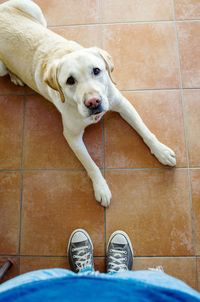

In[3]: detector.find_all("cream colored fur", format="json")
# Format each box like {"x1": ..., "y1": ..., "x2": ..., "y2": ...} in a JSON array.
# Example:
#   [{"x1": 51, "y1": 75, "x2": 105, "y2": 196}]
[{"x1": 0, "y1": 0, "x2": 176, "y2": 207}]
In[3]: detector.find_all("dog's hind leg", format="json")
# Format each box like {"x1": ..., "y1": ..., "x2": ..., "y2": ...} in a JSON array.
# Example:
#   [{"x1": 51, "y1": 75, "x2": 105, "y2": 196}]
[
  {"x1": 0, "y1": 61, "x2": 8, "y2": 77},
  {"x1": 8, "y1": 71, "x2": 24, "y2": 86},
  {"x1": 0, "y1": 61, "x2": 24, "y2": 86}
]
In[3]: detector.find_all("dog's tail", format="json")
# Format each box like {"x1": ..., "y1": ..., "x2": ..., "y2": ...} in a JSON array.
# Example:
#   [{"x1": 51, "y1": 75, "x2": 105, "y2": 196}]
[{"x1": 3, "y1": 0, "x2": 47, "y2": 27}]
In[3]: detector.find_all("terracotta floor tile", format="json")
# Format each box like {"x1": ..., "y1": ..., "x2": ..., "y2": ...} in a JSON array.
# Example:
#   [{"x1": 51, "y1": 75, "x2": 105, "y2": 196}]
[
  {"x1": 103, "y1": 23, "x2": 180, "y2": 90},
  {"x1": 0, "y1": 75, "x2": 25, "y2": 95},
  {"x1": 0, "y1": 96, "x2": 24, "y2": 169},
  {"x1": 183, "y1": 90, "x2": 200, "y2": 167},
  {"x1": 20, "y1": 257, "x2": 68, "y2": 274},
  {"x1": 175, "y1": 0, "x2": 200, "y2": 20},
  {"x1": 20, "y1": 257, "x2": 105, "y2": 274},
  {"x1": 0, "y1": 172, "x2": 21, "y2": 255},
  {"x1": 101, "y1": 0, "x2": 174, "y2": 23},
  {"x1": 106, "y1": 169, "x2": 193, "y2": 256},
  {"x1": 52, "y1": 25, "x2": 102, "y2": 48},
  {"x1": 23, "y1": 95, "x2": 103, "y2": 169},
  {"x1": 0, "y1": 257, "x2": 19, "y2": 283},
  {"x1": 34, "y1": 0, "x2": 99, "y2": 26},
  {"x1": 25, "y1": 86, "x2": 36, "y2": 96},
  {"x1": 94, "y1": 258, "x2": 106, "y2": 272},
  {"x1": 105, "y1": 90, "x2": 186, "y2": 168},
  {"x1": 134, "y1": 257, "x2": 197, "y2": 289},
  {"x1": 178, "y1": 22, "x2": 200, "y2": 88},
  {"x1": 191, "y1": 170, "x2": 200, "y2": 255},
  {"x1": 21, "y1": 171, "x2": 105, "y2": 256}
]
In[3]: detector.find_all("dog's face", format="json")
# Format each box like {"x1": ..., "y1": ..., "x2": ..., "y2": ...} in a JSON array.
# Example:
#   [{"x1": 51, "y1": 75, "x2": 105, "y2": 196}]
[{"x1": 44, "y1": 47, "x2": 114, "y2": 122}]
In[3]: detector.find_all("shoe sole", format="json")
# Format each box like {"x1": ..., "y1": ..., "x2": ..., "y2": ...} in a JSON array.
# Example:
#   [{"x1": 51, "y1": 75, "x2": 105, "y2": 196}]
[
  {"x1": 67, "y1": 228, "x2": 94, "y2": 255},
  {"x1": 106, "y1": 230, "x2": 134, "y2": 256}
]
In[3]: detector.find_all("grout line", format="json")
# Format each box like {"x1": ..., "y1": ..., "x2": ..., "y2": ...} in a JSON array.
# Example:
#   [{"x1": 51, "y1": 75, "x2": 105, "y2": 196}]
[
  {"x1": 20, "y1": 95, "x2": 26, "y2": 169},
  {"x1": 172, "y1": 0, "x2": 190, "y2": 176},
  {"x1": 18, "y1": 93, "x2": 26, "y2": 257},
  {"x1": 18, "y1": 94, "x2": 27, "y2": 257},
  {"x1": 173, "y1": 0, "x2": 197, "y2": 285},
  {"x1": 187, "y1": 169, "x2": 197, "y2": 260},
  {"x1": 99, "y1": 23, "x2": 107, "y2": 257},
  {"x1": 0, "y1": 168, "x2": 86, "y2": 173},
  {"x1": 2, "y1": 167, "x2": 200, "y2": 173},
  {"x1": 48, "y1": 19, "x2": 200, "y2": 28},
  {"x1": 1, "y1": 88, "x2": 200, "y2": 98},
  {"x1": 101, "y1": 120, "x2": 106, "y2": 246},
  {"x1": 104, "y1": 167, "x2": 190, "y2": 171},
  {"x1": 0, "y1": 93, "x2": 25, "y2": 96},
  {"x1": 1, "y1": 254, "x2": 197, "y2": 258},
  {"x1": 121, "y1": 88, "x2": 180, "y2": 92},
  {"x1": 102, "y1": 118, "x2": 107, "y2": 256},
  {"x1": 17, "y1": 173, "x2": 23, "y2": 256},
  {"x1": 18, "y1": 173, "x2": 23, "y2": 269},
  {"x1": 19, "y1": 255, "x2": 106, "y2": 259},
  {"x1": 0, "y1": 88, "x2": 200, "y2": 98},
  {"x1": 119, "y1": 88, "x2": 200, "y2": 92},
  {"x1": 196, "y1": 257, "x2": 199, "y2": 290}
]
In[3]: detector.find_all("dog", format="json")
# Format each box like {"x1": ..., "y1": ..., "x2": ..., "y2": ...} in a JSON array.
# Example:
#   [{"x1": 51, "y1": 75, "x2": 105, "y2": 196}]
[{"x1": 0, "y1": 0, "x2": 176, "y2": 207}]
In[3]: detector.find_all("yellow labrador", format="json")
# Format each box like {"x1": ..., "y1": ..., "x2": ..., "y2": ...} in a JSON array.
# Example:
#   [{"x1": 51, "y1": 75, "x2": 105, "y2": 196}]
[{"x1": 0, "y1": 0, "x2": 176, "y2": 207}]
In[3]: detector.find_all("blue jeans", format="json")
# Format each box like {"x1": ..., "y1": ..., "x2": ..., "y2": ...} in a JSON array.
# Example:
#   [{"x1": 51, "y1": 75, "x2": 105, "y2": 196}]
[{"x1": 0, "y1": 268, "x2": 200, "y2": 302}]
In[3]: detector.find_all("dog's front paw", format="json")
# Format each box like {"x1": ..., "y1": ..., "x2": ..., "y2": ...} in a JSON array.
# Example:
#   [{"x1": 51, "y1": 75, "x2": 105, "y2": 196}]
[
  {"x1": 151, "y1": 142, "x2": 176, "y2": 167},
  {"x1": 93, "y1": 180, "x2": 112, "y2": 207}
]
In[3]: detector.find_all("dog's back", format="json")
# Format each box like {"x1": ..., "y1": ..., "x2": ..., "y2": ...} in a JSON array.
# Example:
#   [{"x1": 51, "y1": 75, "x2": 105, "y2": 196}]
[
  {"x1": 0, "y1": 0, "x2": 81, "y2": 92},
  {"x1": 0, "y1": 0, "x2": 49, "y2": 89},
  {"x1": 1, "y1": 0, "x2": 47, "y2": 27}
]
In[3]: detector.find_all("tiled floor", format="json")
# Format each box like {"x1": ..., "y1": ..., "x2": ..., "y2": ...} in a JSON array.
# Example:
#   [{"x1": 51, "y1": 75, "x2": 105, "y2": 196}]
[{"x1": 0, "y1": 0, "x2": 200, "y2": 291}]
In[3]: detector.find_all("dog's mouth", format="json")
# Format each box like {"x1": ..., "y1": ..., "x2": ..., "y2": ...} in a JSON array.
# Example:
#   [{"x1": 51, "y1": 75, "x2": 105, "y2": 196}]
[
  {"x1": 92, "y1": 111, "x2": 105, "y2": 122},
  {"x1": 88, "y1": 103, "x2": 105, "y2": 122}
]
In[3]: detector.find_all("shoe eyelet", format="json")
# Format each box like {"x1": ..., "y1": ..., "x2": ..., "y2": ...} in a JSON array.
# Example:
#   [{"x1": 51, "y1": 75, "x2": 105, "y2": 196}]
[{"x1": 124, "y1": 251, "x2": 127, "y2": 254}]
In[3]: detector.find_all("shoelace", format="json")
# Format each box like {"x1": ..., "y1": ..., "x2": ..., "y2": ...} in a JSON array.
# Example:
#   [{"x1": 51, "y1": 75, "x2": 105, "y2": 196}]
[
  {"x1": 108, "y1": 248, "x2": 128, "y2": 272},
  {"x1": 72, "y1": 245, "x2": 92, "y2": 272}
]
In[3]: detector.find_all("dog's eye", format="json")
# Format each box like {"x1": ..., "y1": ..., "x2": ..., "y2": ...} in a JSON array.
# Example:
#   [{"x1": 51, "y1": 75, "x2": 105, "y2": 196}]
[
  {"x1": 93, "y1": 68, "x2": 101, "y2": 76},
  {"x1": 66, "y1": 76, "x2": 75, "y2": 85}
]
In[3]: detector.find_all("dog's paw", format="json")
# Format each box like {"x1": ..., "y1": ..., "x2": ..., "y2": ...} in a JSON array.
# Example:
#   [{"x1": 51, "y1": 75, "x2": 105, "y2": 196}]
[
  {"x1": 151, "y1": 142, "x2": 176, "y2": 167},
  {"x1": 9, "y1": 72, "x2": 24, "y2": 86},
  {"x1": 93, "y1": 180, "x2": 112, "y2": 207}
]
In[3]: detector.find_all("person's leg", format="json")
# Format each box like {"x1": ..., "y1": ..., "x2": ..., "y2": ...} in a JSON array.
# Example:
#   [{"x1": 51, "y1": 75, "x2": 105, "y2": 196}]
[
  {"x1": 106, "y1": 230, "x2": 133, "y2": 273},
  {"x1": 67, "y1": 229, "x2": 94, "y2": 273}
]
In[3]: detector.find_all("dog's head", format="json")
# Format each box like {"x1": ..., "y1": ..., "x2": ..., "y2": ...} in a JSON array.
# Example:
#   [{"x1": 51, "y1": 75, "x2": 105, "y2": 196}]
[{"x1": 43, "y1": 47, "x2": 114, "y2": 122}]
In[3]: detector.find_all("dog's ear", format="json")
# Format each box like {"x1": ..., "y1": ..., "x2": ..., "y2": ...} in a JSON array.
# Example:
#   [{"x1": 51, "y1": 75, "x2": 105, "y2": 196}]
[
  {"x1": 43, "y1": 60, "x2": 65, "y2": 103},
  {"x1": 90, "y1": 47, "x2": 115, "y2": 84}
]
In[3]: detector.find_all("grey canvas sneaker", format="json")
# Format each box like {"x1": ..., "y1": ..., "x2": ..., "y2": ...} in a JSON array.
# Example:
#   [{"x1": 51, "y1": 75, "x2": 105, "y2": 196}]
[
  {"x1": 67, "y1": 229, "x2": 94, "y2": 273},
  {"x1": 106, "y1": 230, "x2": 133, "y2": 273}
]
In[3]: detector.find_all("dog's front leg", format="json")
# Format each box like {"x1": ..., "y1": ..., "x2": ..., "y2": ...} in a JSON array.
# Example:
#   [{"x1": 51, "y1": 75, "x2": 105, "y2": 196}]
[
  {"x1": 110, "y1": 89, "x2": 176, "y2": 166},
  {"x1": 64, "y1": 129, "x2": 111, "y2": 207}
]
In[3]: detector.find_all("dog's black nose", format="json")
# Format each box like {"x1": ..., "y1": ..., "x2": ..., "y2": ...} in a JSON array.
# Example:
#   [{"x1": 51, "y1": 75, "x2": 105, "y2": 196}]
[{"x1": 90, "y1": 104, "x2": 103, "y2": 115}]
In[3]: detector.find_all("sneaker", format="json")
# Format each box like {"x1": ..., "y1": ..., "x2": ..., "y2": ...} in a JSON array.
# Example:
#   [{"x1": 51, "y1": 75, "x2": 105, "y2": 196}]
[
  {"x1": 67, "y1": 229, "x2": 94, "y2": 273},
  {"x1": 106, "y1": 230, "x2": 133, "y2": 273}
]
